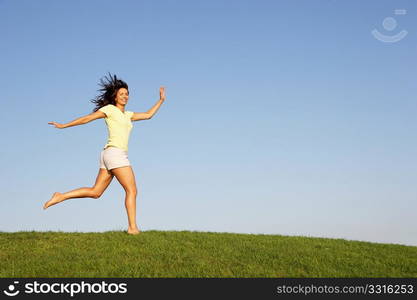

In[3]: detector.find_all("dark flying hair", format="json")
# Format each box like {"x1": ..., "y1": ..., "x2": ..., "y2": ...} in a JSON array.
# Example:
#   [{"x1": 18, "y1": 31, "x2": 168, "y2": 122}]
[{"x1": 91, "y1": 72, "x2": 129, "y2": 112}]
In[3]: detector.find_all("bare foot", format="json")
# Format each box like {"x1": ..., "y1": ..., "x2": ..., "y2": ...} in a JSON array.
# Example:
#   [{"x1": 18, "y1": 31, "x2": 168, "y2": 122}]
[
  {"x1": 43, "y1": 192, "x2": 63, "y2": 210},
  {"x1": 127, "y1": 227, "x2": 141, "y2": 235}
]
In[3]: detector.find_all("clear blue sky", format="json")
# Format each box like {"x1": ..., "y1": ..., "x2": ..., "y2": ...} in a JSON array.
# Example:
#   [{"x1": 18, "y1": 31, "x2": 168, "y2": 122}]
[{"x1": 1, "y1": 0, "x2": 416, "y2": 246}]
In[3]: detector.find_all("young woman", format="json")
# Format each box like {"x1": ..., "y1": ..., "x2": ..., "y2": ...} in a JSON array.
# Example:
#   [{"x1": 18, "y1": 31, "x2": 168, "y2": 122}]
[{"x1": 44, "y1": 73, "x2": 166, "y2": 235}]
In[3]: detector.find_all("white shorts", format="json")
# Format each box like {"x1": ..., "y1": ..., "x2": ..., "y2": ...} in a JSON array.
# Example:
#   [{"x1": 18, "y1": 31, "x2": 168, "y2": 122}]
[{"x1": 100, "y1": 146, "x2": 131, "y2": 170}]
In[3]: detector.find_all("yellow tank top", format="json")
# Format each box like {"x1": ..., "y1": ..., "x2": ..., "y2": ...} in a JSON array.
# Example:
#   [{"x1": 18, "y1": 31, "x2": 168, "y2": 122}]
[{"x1": 98, "y1": 104, "x2": 134, "y2": 152}]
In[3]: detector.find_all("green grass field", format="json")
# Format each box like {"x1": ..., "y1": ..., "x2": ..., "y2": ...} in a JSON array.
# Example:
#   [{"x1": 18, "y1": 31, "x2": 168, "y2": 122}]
[{"x1": 0, "y1": 230, "x2": 416, "y2": 277}]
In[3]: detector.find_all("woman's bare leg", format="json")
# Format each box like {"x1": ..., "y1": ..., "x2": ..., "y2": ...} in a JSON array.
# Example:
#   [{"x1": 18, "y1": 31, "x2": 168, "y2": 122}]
[
  {"x1": 110, "y1": 166, "x2": 140, "y2": 235},
  {"x1": 43, "y1": 168, "x2": 114, "y2": 209}
]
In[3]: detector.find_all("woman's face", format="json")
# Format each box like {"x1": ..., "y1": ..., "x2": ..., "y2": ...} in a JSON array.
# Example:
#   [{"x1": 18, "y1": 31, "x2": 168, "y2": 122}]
[{"x1": 115, "y1": 88, "x2": 129, "y2": 105}]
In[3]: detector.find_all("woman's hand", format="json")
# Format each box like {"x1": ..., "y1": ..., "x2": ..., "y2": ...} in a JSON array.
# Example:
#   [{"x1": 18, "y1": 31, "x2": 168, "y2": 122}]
[
  {"x1": 48, "y1": 122, "x2": 65, "y2": 129},
  {"x1": 159, "y1": 86, "x2": 166, "y2": 101}
]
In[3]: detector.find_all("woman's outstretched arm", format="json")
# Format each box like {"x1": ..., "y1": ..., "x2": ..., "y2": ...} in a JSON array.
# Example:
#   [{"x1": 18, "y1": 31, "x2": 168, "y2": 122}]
[
  {"x1": 131, "y1": 86, "x2": 166, "y2": 121},
  {"x1": 48, "y1": 111, "x2": 105, "y2": 129}
]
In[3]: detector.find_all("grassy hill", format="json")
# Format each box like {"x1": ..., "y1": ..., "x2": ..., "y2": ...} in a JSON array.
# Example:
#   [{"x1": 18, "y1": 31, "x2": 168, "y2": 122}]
[{"x1": 0, "y1": 230, "x2": 416, "y2": 277}]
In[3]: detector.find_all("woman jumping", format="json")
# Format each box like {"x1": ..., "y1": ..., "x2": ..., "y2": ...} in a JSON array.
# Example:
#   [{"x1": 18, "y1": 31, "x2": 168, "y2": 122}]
[{"x1": 43, "y1": 73, "x2": 166, "y2": 235}]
